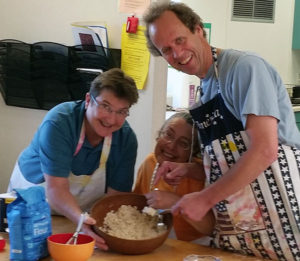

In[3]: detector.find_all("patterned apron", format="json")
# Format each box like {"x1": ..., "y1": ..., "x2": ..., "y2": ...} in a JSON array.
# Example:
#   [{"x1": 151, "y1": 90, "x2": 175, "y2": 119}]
[{"x1": 190, "y1": 47, "x2": 300, "y2": 260}]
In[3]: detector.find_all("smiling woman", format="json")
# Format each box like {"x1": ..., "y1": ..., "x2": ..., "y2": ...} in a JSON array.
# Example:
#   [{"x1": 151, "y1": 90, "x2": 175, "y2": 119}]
[
  {"x1": 85, "y1": 90, "x2": 132, "y2": 141},
  {"x1": 133, "y1": 112, "x2": 215, "y2": 243},
  {"x1": 84, "y1": 68, "x2": 138, "y2": 143},
  {"x1": 7, "y1": 68, "x2": 139, "y2": 250}
]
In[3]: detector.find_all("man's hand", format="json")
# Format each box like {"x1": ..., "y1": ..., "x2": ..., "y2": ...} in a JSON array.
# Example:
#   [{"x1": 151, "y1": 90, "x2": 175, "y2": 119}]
[{"x1": 171, "y1": 191, "x2": 211, "y2": 222}]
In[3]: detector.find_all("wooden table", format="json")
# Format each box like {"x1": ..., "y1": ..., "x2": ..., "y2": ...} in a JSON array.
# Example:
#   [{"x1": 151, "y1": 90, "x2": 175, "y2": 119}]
[{"x1": 0, "y1": 216, "x2": 263, "y2": 261}]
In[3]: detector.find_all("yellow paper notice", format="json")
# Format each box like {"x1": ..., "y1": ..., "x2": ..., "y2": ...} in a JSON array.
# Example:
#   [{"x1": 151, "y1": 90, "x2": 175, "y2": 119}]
[{"x1": 121, "y1": 24, "x2": 150, "y2": 90}]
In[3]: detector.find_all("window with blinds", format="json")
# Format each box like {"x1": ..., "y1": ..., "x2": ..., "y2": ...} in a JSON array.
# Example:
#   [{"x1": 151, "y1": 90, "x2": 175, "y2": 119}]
[{"x1": 232, "y1": 0, "x2": 275, "y2": 23}]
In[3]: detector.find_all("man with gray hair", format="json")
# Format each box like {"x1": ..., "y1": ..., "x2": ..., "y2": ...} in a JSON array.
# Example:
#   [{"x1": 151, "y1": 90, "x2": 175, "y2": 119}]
[{"x1": 144, "y1": 2, "x2": 300, "y2": 260}]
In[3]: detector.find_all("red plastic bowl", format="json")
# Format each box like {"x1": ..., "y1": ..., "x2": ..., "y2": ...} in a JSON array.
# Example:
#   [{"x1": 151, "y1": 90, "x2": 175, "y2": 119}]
[{"x1": 0, "y1": 237, "x2": 5, "y2": 251}]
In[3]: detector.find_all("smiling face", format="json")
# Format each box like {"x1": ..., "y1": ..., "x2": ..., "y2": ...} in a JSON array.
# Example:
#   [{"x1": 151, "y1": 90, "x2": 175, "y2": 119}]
[
  {"x1": 154, "y1": 117, "x2": 193, "y2": 165},
  {"x1": 84, "y1": 89, "x2": 130, "y2": 145},
  {"x1": 148, "y1": 11, "x2": 212, "y2": 78}
]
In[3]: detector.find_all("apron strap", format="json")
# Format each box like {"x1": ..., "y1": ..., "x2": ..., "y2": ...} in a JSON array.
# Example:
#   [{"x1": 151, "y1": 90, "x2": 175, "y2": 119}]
[
  {"x1": 91, "y1": 134, "x2": 112, "y2": 181},
  {"x1": 74, "y1": 120, "x2": 85, "y2": 156}
]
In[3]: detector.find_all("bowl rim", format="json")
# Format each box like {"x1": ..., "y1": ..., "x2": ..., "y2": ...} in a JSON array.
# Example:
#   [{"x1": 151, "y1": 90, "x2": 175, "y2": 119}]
[{"x1": 47, "y1": 233, "x2": 95, "y2": 245}]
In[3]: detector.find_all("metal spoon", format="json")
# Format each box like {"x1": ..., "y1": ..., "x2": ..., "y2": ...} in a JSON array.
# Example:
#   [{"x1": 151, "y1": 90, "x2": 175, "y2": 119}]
[
  {"x1": 142, "y1": 207, "x2": 171, "y2": 231},
  {"x1": 66, "y1": 212, "x2": 88, "y2": 244},
  {"x1": 156, "y1": 209, "x2": 171, "y2": 231},
  {"x1": 156, "y1": 216, "x2": 166, "y2": 231}
]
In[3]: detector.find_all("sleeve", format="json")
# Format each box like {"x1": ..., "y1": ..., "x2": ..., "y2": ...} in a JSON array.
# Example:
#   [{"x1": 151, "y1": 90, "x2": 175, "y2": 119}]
[
  {"x1": 39, "y1": 121, "x2": 74, "y2": 177},
  {"x1": 106, "y1": 125, "x2": 138, "y2": 192},
  {"x1": 225, "y1": 54, "x2": 281, "y2": 127}
]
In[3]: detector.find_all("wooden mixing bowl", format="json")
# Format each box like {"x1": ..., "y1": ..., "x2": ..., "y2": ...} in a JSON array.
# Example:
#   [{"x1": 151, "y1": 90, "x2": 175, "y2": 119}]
[{"x1": 90, "y1": 193, "x2": 173, "y2": 255}]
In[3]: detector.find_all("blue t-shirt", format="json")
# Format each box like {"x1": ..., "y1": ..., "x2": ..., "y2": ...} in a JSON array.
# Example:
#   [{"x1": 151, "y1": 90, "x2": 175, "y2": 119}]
[
  {"x1": 18, "y1": 101, "x2": 137, "y2": 192},
  {"x1": 200, "y1": 49, "x2": 300, "y2": 148}
]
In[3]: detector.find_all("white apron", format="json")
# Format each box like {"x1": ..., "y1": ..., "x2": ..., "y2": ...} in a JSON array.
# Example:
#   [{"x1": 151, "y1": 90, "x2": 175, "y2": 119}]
[
  {"x1": 8, "y1": 121, "x2": 112, "y2": 212},
  {"x1": 69, "y1": 122, "x2": 112, "y2": 211},
  {"x1": 189, "y1": 47, "x2": 300, "y2": 260}
]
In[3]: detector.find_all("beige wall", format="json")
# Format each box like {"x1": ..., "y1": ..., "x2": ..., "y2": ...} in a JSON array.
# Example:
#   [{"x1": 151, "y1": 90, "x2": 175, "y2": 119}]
[
  {"x1": 0, "y1": 1, "x2": 127, "y2": 47},
  {"x1": 0, "y1": 99, "x2": 47, "y2": 191}
]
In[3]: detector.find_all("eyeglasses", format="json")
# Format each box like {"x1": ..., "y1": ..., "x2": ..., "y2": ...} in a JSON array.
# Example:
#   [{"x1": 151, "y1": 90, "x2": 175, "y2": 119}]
[
  {"x1": 90, "y1": 94, "x2": 129, "y2": 119},
  {"x1": 160, "y1": 130, "x2": 191, "y2": 151}
]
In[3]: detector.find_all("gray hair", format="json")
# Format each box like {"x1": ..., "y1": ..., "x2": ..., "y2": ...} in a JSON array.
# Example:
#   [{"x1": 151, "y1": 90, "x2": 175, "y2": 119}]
[
  {"x1": 143, "y1": 1, "x2": 206, "y2": 56},
  {"x1": 158, "y1": 111, "x2": 199, "y2": 157}
]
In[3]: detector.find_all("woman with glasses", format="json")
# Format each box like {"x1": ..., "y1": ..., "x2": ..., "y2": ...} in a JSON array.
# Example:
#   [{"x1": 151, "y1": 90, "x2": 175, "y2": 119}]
[
  {"x1": 133, "y1": 112, "x2": 214, "y2": 243},
  {"x1": 7, "y1": 68, "x2": 139, "y2": 250}
]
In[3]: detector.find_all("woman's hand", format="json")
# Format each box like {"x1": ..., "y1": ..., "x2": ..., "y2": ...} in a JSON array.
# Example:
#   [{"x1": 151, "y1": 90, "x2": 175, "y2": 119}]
[
  {"x1": 145, "y1": 190, "x2": 180, "y2": 209},
  {"x1": 81, "y1": 215, "x2": 109, "y2": 250},
  {"x1": 154, "y1": 161, "x2": 188, "y2": 186}
]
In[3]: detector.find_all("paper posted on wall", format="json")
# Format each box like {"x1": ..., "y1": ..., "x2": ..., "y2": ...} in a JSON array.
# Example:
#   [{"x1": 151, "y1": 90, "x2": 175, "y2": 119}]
[{"x1": 71, "y1": 21, "x2": 109, "y2": 51}]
